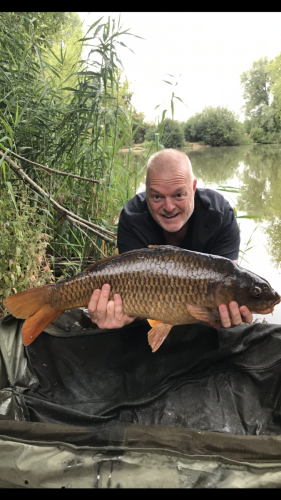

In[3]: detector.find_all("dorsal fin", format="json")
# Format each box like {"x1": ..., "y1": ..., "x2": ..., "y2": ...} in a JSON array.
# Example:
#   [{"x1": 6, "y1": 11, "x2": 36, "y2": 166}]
[
  {"x1": 148, "y1": 244, "x2": 180, "y2": 251},
  {"x1": 84, "y1": 254, "x2": 120, "y2": 272},
  {"x1": 83, "y1": 247, "x2": 149, "y2": 272}
]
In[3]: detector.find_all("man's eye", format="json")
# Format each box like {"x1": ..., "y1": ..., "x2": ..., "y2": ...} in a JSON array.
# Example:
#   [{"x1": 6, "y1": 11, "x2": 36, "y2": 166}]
[
  {"x1": 152, "y1": 195, "x2": 160, "y2": 200},
  {"x1": 176, "y1": 193, "x2": 183, "y2": 198}
]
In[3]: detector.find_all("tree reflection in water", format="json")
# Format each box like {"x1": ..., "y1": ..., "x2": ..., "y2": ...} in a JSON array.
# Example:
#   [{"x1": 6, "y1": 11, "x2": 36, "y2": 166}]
[{"x1": 189, "y1": 144, "x2": 281, "y2": 269}]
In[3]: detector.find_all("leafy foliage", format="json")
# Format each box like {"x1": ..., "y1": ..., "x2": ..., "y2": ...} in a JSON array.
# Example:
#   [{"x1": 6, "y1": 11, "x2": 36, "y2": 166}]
[
  {"x1": 240, "y1": 57, "x2": 270, "y2": 118},
  {"x1": 160, "y1": 118, "x2": 185, "y2": 148},
  {"x1": 266, "y1": 52, "x2": 281, "y2": 123},
  {"x1": 240, "y1": 57, "x2": 281, "y2": 143},
  {"x1": 184, "y1": 106, "x2": 248, "y2": 147},
  {"x1": 0, "y1": 184, "x2": 53, "y2": 316}
]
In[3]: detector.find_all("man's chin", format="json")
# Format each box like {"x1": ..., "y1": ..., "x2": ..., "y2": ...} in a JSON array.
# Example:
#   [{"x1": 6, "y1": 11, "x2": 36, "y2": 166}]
[{"x1": 158, "y1": 216, "x2": 185, "y2": 233}]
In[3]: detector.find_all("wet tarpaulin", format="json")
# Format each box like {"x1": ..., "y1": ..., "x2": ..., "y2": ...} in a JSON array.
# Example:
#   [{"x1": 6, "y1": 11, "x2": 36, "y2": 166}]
[{"x1": 1, "y1": 310, "x2": 281, "y2": 487}]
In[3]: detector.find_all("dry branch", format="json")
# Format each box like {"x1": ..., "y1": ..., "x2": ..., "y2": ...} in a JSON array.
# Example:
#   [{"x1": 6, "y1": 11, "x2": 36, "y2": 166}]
[
  {"x1": 3, "y1": 149, "x2": 102, "y2": 184},
  {"x1": 0, "y1": 151, "x2": 116, "y2": 245}
]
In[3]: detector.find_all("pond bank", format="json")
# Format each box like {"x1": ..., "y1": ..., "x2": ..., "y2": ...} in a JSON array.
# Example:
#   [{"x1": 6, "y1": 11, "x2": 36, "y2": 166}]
[{"x1": 118, "y1": 142, "x2": 211, "y2": 154}]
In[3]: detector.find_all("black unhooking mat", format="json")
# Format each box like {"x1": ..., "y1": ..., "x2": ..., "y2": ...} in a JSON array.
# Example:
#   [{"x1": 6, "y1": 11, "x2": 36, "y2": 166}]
[{"x1": 9, "y1": 310, "x2": 281, "y2": 435}]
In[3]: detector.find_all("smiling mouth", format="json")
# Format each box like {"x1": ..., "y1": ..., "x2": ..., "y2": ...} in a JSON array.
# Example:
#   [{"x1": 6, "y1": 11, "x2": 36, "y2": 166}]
[{"x1": 161, "y1": 213, "x2": 179, "y2": 219}]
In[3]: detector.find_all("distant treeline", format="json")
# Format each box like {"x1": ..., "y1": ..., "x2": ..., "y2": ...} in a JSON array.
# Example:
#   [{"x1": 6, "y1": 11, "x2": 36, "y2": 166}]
[{"x1": 131, "y1": 55, "x2": 281, "y2": 148}]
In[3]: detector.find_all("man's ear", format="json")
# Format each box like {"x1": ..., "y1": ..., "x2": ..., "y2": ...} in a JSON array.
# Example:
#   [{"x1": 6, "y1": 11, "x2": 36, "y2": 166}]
[{"x1": 193, "y1": 178, "x2": 197, "y2": 194}]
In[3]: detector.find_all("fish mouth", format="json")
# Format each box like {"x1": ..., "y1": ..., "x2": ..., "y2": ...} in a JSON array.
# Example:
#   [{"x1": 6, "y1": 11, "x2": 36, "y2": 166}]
[{"x1": 253, "y1": 295, "x2": 281, "y2": 315}]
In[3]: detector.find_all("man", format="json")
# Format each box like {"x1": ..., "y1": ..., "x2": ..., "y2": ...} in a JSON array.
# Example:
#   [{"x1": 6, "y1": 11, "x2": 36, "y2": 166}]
[{"x1": 87, "y1": 149, "x2": 253, "y2": 329}]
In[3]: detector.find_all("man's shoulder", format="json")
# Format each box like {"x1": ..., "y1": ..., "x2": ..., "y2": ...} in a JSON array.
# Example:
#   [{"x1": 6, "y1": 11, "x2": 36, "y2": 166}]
[
  {"x1": 195, "y1": 188, "x2": 230, "y2": 214},
  {"x1": 122, "y1": 192, "x2": 147, "y2": 217}
]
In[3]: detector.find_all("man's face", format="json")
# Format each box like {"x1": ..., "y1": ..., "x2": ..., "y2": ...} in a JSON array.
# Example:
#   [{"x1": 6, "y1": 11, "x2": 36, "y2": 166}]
[{"x1": 146, "y1": 162, "x2": 197, "y2": 233}]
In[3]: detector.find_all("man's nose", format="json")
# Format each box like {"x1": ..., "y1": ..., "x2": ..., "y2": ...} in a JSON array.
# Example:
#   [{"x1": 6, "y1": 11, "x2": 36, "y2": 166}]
[{"x1": 163, "y1": 197, "x2": 176, "y2": 212}]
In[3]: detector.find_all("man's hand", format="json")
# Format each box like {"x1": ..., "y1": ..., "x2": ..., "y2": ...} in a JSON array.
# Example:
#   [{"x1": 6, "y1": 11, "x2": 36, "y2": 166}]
[
  {"x1": 87, "y1": 284, "x2": 136, "y2": 329},
  {"x1": 219, "y1": 302, "x2": 253, "y2": 328}
]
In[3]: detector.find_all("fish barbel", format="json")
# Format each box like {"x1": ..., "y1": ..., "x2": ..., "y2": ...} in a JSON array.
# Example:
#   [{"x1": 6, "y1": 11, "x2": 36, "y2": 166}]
[{"x1": 4, "y1": 245, "x2": 281, "y2": 352}]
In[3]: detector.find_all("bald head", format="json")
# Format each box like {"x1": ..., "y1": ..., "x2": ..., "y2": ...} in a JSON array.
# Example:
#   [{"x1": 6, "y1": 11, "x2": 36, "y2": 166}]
[
  {"x1": 146, "y1": 149, "x2": 193, "y2": 186},
  {"x1": 145, "y1": 149, "x2": 197, "y2": 235}
]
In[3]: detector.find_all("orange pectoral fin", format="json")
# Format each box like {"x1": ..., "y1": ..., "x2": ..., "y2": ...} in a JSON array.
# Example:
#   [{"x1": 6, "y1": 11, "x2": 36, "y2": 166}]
[
  {"x1": 147, "y1": 319, "x2": 163, "y2": 328},
  {"x1": 187, "y1": 304, "x2": 222, "y2": 329},
  {"x1": 148, "y1": 323, "x2": 173, "y2": 353}
]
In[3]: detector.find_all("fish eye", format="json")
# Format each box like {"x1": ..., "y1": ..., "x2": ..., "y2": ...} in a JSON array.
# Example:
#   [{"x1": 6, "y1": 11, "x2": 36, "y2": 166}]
[{"x1": 250, "y1": 286, "x2": 262, "y2": 298}]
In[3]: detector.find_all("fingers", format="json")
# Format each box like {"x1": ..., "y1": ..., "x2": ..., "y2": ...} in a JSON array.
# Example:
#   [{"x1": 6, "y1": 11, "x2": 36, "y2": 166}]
[
  {"x1": 229, "y1": 301, "x2": 243, "y2": 326},
  {"x1": 96, "y1": 284, "x2": 111, "y2": 324},
  {"x1": 88, "y1": 289, "x2": 101, "y2": 316},
  {"x1": 219, "y1": 302, "x2": 253, "y2": 329},
  {"x1": 219, "y1": 304, "x2": 232, "y2": 328},
  {"x1": 239, "y1": 305, "x2": 253, "y2": 324},
  {"x1": 87, "y1": 285, "x2": 136, "y2": 329},
  {"x1": 114, "y1": 294, "x2": 123, "y2": 322}
]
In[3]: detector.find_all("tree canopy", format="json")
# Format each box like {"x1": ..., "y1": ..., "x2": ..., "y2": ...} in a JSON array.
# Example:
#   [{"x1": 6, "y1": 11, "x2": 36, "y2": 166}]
[{"x1": 184, "y1": 106, "x2": 246, "y2": 147}]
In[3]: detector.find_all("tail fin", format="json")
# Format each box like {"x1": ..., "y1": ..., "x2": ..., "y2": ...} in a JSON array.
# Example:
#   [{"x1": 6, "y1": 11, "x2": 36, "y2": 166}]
[
  {"x1": 21, "y1": 304, "x2": 62, "y2": 345},
  {"x1": 4, "y1": 285, "x2": 63, "y2": 346}
]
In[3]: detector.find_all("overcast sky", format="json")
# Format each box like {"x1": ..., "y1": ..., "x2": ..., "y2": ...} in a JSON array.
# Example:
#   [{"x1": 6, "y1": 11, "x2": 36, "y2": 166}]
[{"x1": 78, "y1": 12, "x2": 281, "y2": 123}]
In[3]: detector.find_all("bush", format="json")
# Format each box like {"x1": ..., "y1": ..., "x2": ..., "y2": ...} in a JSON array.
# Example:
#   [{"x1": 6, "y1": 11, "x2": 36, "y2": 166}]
[
  {"x1": 0, "y1": 185, "x2": 53, "y2": 317},
  {"x1": 250, "y1": 127, "x2": 281, "y2": 144},
  {"x1": 142, "y1": 140, "x2": 154, "y2": 149},
  {"x1": 161, "y1": 119, "x2": 185, "y2": 148},
  {"x1": 184, "y1": 106, "x2": 246, "y2": 147},
  {"x1": 184, "y1": 116, "x2": 198, "y2": 142},
  {"x1": 144, "y1": 125, "x2": 158, "y2": 142}
]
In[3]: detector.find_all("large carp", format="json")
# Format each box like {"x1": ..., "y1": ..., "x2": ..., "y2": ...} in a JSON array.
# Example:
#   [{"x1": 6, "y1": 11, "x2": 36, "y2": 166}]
[{"x1": 4, "y1": 245, "x2": 280, "y2": 352}]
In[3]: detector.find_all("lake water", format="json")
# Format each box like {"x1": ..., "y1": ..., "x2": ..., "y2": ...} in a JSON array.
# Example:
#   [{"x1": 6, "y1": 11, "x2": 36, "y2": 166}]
[{"x1": 136, "y1": 144, "x2": 281, "y2": 324}]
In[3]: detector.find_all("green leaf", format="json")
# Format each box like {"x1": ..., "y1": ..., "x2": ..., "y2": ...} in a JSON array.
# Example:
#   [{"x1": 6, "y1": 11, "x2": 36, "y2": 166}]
[
  {"x1": 6, "y1": 181, "x2": 18, "y2": 213},
  {"x1": 163, "y1": 80, "x2": 173, "y2": 85},
  {"x1": 34, "y1": 45, "x2": 46, "y2": 84},
  {"x1": 14, "y1": 102, "x2": 19, "y2": 126},
  {"x1": 0, "y1": 149, "x2": 9, "y2": 174},
  {"x1": 84, "y1": 17, "x2": 104, "y2": 37},
  {"x1": 174, "y1": 96, "x2": 187, "y2": 106}
]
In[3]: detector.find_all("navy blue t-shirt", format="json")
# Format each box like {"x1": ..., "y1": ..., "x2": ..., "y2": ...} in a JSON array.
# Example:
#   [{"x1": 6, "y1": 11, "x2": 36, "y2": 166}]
[{"x1": 117, "y1": 188, "x2": 240, "y2": 260}]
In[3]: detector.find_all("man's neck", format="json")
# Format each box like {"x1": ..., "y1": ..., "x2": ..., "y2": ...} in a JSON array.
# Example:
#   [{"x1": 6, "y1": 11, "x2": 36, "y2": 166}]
[{"x1": 163, "y1": 221, "x2": 188, "y2": 247}]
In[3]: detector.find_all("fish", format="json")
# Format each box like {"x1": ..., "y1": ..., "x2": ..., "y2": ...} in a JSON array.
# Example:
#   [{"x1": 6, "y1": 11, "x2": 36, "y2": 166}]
[{"x1": 4, "y1": 245, "x2": 281, "y2": 353}]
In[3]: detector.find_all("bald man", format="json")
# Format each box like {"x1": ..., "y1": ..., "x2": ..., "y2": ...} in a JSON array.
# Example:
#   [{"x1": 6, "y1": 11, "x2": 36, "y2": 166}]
[{"x1": 87, "y1": 149, "x2": 253, "y2": 330}]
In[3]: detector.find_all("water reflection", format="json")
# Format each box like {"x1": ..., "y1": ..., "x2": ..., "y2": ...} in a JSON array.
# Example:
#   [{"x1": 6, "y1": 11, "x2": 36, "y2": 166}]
[
  {"x1": 189, "y1": 144, "x2": 281, "y2": 270},
  {"x1": 189, "y1": 146, "x2": 248, "y2": 186}
]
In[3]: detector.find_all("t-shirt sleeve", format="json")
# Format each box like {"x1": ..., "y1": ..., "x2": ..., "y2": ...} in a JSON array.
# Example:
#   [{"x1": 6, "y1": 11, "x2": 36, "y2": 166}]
[
  {"x1": 117, "y1": 208, "x2": 147, "y2": 254},
  {"x1": 208, "y1": 203, "x2": 240, "y2": 260}
]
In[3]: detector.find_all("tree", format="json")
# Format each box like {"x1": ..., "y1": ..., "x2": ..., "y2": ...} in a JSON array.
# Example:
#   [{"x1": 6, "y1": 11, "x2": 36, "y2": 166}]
[
  {"x1": 266, "y1": 52, "x2": 281, "y2": 122},
  {"x1": 144, "y1": 124, "x2": 158, "y2": 142},
  {"x1": 161, "y1": 118, "x2": 184, "y2": 148},
  {"x1": 240, "y1": 57, "x2": 271, "y2": 119},
  {"x1": 239, "y1": 57, "x2": 281, "y2": 143},
  {"x1": 184, "y1": 107, "x2": 246, "y2": 147}
]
